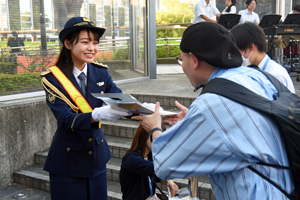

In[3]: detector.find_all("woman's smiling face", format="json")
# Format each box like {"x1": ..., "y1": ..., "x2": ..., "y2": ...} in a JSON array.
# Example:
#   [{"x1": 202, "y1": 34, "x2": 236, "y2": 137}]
[{"x1": 65, "y1": 29, "x2": 99, "y2": 70}]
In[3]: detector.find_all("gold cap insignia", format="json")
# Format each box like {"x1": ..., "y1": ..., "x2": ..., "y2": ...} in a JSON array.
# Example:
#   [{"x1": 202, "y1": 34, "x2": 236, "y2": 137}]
[{"x1": 83, "y1": 17, "x2": 91, "y2": 22}]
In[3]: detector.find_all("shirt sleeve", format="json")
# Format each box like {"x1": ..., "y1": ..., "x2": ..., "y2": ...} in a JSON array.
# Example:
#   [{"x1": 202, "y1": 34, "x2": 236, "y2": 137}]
[
  {"x1": 239, "y1": 11, "x2": 246, "y2": 23},
  {"x1": 212, "y1": 4, "x2": 220, "y2": 15},
  {"x1": 230, "y1": 6, "x2": 236, "y2": 13},
  {"x1": 152, "y1": 95, "x2": 248, "y2": 180},
  {"x1": 255, "y1": 13, "x2": 260, "y2": 23},
  {"x1": 195, "y1": 1, "x2": 205, "y2": 17}
]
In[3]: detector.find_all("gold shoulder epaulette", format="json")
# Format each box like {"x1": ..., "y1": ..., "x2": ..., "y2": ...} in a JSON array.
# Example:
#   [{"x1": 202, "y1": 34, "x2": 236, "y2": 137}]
[
  {"x1": 92, "y1": 61, "x2": 108, "y2": 68},
  {"x1": 41, "y1": 70, "x2": 51, "y2": 76}
]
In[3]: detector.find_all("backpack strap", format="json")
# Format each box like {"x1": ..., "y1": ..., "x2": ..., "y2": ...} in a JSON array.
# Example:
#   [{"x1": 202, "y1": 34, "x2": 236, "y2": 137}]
[
  {"x1": 201, "y1": 77, "x2": 272, "y2": 115},
  {"x1": 200, "y1": 74, "x2": 292, "y2": 199},
  {"x1": 248, "y1": 166, "x2": 291, "y2": 198}
]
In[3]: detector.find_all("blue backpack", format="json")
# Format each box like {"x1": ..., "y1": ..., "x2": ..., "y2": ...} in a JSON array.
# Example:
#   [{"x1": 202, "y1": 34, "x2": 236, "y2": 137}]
[{"x1": 201, "y1": 67, "x2": 300, "y2": 200}]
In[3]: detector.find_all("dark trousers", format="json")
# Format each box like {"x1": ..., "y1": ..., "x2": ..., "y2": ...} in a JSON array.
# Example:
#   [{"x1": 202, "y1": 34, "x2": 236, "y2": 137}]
[{"x1": 49, "y1": 169, "x2": 107, "y2": 200}]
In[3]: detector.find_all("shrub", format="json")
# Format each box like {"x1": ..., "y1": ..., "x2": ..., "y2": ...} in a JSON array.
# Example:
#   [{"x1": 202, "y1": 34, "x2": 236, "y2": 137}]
[
  {"x1": 0, "y1": 62, "x2": 17, "y2": 74},
  {"x1": 156, "y1": 46, "x2": 181, "y2": 58},
  {"x1": 156, "y1": 28, "x2": 186, "y2": 39},
  {"x1": 113, "y1": 49, "x2": 128, "y2": 60},
  {"x1": 0, "y1": 72, "x2": 42, "y2": 95}
]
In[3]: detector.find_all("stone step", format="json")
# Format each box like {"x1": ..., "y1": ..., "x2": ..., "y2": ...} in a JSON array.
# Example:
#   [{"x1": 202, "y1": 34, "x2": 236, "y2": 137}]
[
  {"x1": 34, "y1": 135, "x2": 132, "y2": 166},
  {"x1": 12, "y1": 164, "x2": 123, "y2": 200},
  {"x1": 34, "y1": 149, "x2": 215, "y2": 200},
  {"x1": 101, "y1": 119, "x2": 140, "y2": 139},
  {"x1": 101, "y1": 116, "x2": 174, "y2": 139}
]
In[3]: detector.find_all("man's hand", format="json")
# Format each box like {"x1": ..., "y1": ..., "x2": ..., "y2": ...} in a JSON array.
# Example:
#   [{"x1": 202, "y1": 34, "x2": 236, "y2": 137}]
[
  {"x1": 163, "y1": 101, "x2": 188, "y2": 126},
  {"x1": 131, "y1": 102, "x2": 162, "y2": 133}
]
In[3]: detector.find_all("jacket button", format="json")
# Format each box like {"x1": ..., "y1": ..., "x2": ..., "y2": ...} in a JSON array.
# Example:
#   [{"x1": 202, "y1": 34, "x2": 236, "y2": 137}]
[
  {"x1": 66, "y1": 147, "x2": 70, "y2": 152},
  {"x1": 101, "y1": 139, "x2": 103, "y2": 143},
  {"x1": 88, "y1": 151, "x2": 92, "y2": 155},
  {"x1": 88, "y1": 138, "x2": 92, "y2": 142}
]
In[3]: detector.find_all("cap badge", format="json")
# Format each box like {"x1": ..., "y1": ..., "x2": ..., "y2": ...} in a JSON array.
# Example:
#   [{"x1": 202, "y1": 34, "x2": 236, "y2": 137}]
[
  {"x1": 97, "y1": 82, "x2": 104, "y2": 87},
  {"x1": 83, "y1": 17, "x2": 91, "y2": 22},
  {"x1": 228, "y1": 53, "x2": 232, "y2": 60}
]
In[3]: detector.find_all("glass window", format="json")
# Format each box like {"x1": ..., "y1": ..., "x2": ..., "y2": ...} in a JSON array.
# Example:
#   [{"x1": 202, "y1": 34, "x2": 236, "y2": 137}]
[
  {"x1": 0, "y1": 0, "x2": 8, "y2": 31},
  {"x1": 0, "y1": 0, "x2": 148, "y2": 95},
  {"x1": 20, "y1": 0, "x2": 32, "y2": 30}
]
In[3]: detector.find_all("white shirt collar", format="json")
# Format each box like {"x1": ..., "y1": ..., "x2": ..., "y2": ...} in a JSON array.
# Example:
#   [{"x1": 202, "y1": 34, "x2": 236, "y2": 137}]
[
  {"x1": 258, "y1": 54, "x2": 269, "y2": 69},
  {"x1": 246, "y1": 9, "x2": 252, "y2": 15},
  {"x1": 73, "y1": 63, "x2": 88, "y2": 85},
  {"x1": 73, "y1": 63, "x2": 88, "y2": 78}
]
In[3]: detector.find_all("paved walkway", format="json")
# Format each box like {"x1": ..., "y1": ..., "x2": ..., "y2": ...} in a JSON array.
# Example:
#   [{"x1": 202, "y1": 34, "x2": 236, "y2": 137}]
[{"x1": 156, "y1": 64, "x2": 184, "y2": 74}]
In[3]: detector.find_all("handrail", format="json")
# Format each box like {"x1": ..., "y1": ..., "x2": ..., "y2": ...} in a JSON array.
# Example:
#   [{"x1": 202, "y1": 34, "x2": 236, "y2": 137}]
[{"x1": 0, "y1": 37, "x2": 181, "y2": 59}]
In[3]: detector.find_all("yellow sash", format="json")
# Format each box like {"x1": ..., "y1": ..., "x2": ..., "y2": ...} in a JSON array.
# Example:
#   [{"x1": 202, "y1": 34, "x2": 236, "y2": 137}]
[{"x1": 49, "y1": 66, "x2": 101, "y2": 128}]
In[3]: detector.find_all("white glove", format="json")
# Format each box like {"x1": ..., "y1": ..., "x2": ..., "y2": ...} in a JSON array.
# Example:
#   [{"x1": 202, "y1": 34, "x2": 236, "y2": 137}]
[{"x1": 92, "y1": 106, "x2": 131, "y2": 122}]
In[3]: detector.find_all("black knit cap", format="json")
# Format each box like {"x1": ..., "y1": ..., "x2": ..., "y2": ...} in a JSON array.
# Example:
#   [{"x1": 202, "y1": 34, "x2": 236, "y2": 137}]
[
  {"x1": 59, "y1": 17, "x2": 106, "y2": 44},
  {"x1": 180, "y1": 22, "x2": 242, "y2": 69}
]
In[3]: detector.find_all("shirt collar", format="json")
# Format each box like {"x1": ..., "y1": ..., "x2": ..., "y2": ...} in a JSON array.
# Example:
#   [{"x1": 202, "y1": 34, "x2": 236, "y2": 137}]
[
  {"x1": 203, "y1": 0, "x2": 211, "y2": 7},
  {"x1": 208, "y1": 67, "x2": 225, "y2": 81},
  {"x1": 73, "y1": 63, "x2": 88, "y2": 78},
  {"x1": 258, "y1": 54, "x2": 269, "y2": 69}
]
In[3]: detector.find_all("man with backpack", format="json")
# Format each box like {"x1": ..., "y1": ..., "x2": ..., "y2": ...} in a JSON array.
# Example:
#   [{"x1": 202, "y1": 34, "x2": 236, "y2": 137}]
[{"x1": 132, "y1": 22, "x2": 297, "y2": 199}]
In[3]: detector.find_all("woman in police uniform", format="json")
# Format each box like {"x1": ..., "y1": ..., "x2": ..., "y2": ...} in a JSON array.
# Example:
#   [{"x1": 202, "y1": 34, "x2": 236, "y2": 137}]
[{"x1": 41, "y1": 17, "x2": 130, "y2": 200}]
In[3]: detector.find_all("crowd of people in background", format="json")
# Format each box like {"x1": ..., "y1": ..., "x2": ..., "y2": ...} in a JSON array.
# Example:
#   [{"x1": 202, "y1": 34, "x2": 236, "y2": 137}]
[
  {"x1": 193, "y1": 0, "x2": 259, "y2": 24},
  {"x1": 193, "y1": 0, "x2": 300, "y2": 25}
]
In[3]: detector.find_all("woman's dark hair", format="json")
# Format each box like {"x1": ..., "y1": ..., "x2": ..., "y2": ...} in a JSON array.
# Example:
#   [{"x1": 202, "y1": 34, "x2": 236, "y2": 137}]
[
  {"x1": 225, "y1": 0, "x2": 236, "y2": 13},
  {"x1": 245, "y1": 0, "x2": 257, "y2": 7},
  {"x1": 126, "y1": 124, "x2": 166, "y2": 158},
  {"x1": 230, "y1": 22, "x2": 266, "y2": 53},
  {"x1": 56, "y1": 28, "x2": 100, "y2": 78}
]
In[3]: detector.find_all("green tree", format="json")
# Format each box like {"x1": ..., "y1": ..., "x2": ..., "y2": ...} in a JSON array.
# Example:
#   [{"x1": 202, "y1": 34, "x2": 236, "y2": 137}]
[
  {"x1": 156, "y1": 0, "x2": 197, "y2": 24},
  {"x1": 156, "y1": 0, "x2": 197, "y2": 38}
]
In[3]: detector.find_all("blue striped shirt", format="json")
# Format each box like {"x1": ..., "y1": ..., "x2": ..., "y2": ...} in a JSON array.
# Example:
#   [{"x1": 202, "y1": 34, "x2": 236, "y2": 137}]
[{"x1": 152, "y1": 66, "x2": 294, "y2": 200}]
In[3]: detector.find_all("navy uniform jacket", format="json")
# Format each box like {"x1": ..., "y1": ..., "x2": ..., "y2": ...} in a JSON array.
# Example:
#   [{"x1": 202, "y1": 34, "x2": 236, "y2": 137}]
[
  {"x1": 119, "y1": 152, "x2": 160, "y2": 200},
  {"x1": 42, "y1": 62, "x2": 121, "y2": 177}
]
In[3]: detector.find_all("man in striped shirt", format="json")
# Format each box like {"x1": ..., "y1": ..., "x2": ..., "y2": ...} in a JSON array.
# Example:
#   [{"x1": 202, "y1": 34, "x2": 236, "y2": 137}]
[{"x1": 132, "y1": 22, "x2": 294, "y2": 199}]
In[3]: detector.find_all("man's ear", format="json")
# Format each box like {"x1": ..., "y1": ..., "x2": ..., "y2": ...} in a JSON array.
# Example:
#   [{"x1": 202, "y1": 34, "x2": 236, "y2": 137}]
[
  {"x1": 189, "y1": 52, "x2": 201, "y2": 69},
  {"x1": 249, "y1": 43, "x2": 255, "y2": 52}
]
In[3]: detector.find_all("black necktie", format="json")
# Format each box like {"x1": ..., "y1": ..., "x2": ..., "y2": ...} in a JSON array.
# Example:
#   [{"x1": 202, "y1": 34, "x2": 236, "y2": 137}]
[{"x1": 78, "y1": 72, "x2": 86, "y2": 97}]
